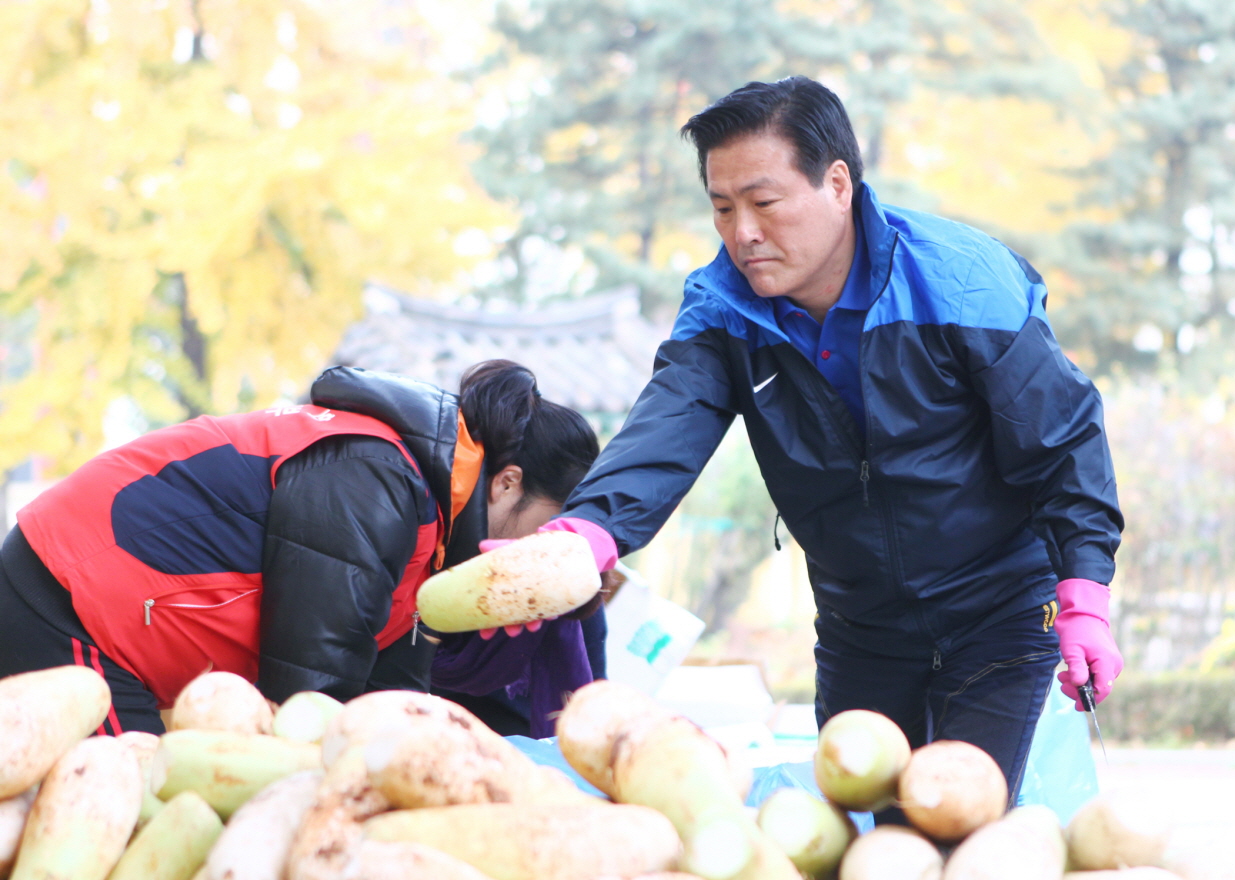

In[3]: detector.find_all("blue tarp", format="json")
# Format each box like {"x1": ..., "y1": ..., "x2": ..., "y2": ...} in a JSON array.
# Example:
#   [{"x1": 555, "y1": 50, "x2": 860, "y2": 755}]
[
  {"x1": 506, "y1": 735, "x2": 607, "y2": 799},
  {"x1": 743, "y1": 759, "x2": 876, "y2": 833}
]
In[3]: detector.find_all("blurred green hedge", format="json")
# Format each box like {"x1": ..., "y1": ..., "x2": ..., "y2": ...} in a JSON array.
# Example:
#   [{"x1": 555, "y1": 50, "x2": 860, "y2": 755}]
[
  {"x1": 1100, "y1": 671, "x2": 1235, "y2": 744},
  {"x1": 773, "y1": 670, "x2": 1235, "y2": 745}
]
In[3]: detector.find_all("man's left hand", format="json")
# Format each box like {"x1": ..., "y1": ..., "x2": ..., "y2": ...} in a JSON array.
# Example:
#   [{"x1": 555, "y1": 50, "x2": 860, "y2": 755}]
[{"x1": 1055, "y1": 578, "x2": 1124, "y2": 709}]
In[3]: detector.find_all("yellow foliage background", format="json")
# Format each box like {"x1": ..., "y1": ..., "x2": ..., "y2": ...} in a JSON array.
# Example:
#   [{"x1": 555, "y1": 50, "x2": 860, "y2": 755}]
[{"x1": 0, "y1": 0, "x2": 509, "y2": 474}]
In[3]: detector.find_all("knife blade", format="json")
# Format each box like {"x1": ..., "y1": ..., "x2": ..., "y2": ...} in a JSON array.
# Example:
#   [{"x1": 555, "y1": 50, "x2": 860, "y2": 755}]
[{"x1": 1078, "y1": 674, "x2": 1108, "y2": 762}]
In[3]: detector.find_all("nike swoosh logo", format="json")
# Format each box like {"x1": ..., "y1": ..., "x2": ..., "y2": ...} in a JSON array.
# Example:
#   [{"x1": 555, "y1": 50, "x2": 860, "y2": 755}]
[{"x1": 753, "y1": 372, "x2": 778, "y2": 393}]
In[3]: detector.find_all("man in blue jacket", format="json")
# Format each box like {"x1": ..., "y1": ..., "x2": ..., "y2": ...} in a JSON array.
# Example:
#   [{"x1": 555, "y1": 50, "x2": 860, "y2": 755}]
[{"x1": 558, "y1": 75, "x2": 1124, "y2": 807}]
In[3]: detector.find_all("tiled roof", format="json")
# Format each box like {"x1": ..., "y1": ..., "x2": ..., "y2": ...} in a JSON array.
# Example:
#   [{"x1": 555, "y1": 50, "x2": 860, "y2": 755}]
[{"x1": 330, "y1": 282, "x2": 667, "y2": 414}]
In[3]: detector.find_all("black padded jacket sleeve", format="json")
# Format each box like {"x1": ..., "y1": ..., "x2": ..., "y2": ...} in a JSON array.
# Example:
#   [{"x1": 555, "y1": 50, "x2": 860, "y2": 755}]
[{"x1": 257, "y1": 435, "x2": 435, "y2": 703}]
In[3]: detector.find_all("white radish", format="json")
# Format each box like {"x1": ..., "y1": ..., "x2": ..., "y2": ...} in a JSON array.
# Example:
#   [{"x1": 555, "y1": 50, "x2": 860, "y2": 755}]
[
  {"x1": 10, "y1": 735, "x2": 142, "y2": 880},
  {"x1": 1063, "y1": 871, "x2": 1183, "y2": 880},
  {"x1": 609, "y1": 715, "x2": 799, "y2": 880},
  {"x1": 349, "y1": 840, "x2": 498, "y2": 879},
  {"x1": 1065, "y1": 795, "x2": 1171, "y2": 871},
  {"x1": 203, "y1": 769, "x2": 323, "y2": 880},
  {"x1": 687, "y1": 815, "x2": 752, "y2": 880},
  {"x1": 814, "y1": 710, "x2": 911, "y2": 812},
  {"x1": 107, "y1": 790, "x2": 223, "y2": 880},
  {"x1": 554, "y1": 679, "x2": 671, "y2": 797},
  {"x1": 555, "y1": 680, "x2": 751, "y2": 801},
  {"x1": 0, "y1": 788, "x2": 36, "y2": 878},
  {"x1": 942, "y1": 804, "x2": 1066, "y2": 880},
  {"x1": 363, "y1": 720, "x2": 593, "y2": 809},
  {"x1": 0, "y1": 665, "x2": 112, "y2": 799},
  {"x1": 153, "y1": 730, "x2": 321, "y2": 819},
  {"x1": 320, "y1": 690, "x2": 461, "y2": 768},
  {"x1": 839, "y1": 825, "x2": 943, "y2": 880},
  {"x1": 363, "y1": 802, "x2": 682, "y2": 880},
  {"x1": 898, "y1": 740, "x2": 1007, "y2": 842},
  {"x1": 756, "y1": 787, "x2": 856, "y2": 878},
  {"x1": 272, "y1": 692, "x2": 344, "y2": 744},
  {"x1": 415, "y1": 531, "x2": 600, "y2": 631},
  {"x1": 284, "y1": 747, "x2": 391, "y2": 880},
  {"x1": 170, "y1": 672, "x2": 273, "y2": 735},
  {"x1": 118, "y1": 730, "x2": 165, "y2": 828}
]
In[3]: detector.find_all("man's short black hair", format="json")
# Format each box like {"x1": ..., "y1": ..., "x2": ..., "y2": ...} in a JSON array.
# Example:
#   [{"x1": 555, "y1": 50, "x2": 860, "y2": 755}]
[{"x1": 680, "y1": 75, "x2": 864, "y2": 189}]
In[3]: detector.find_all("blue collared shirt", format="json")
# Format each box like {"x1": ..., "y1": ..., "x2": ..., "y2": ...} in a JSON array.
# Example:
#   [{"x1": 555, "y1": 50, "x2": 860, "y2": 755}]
[{"x1": 771, "y1": 208, "x2": 872, "y2": 439}]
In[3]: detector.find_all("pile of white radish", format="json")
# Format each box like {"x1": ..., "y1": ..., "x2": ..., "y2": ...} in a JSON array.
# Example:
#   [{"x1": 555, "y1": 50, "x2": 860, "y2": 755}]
[
  {"x1": 0, "y1": 663, "x2": 1204, "y2": 880},
  {"x1": 0, "y1": 667, "x2": 682, "y2": 880},
  {"x1": 806, "y1": 708, "x2": 1195, "y2": 880}
]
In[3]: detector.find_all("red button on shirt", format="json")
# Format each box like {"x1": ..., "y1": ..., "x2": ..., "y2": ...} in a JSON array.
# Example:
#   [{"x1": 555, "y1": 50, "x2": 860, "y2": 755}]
[{"x1": 821, "y1": 350, "x2": 831, "y2": 360}]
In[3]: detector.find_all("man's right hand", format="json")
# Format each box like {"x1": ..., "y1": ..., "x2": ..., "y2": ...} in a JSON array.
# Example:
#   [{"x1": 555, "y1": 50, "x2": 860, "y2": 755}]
[
  {"x1": 479, "y1": 517, "x2": 618, "y2": 572},
  {"x1": 538, "y1": 517, "x2": 619, "y2": 572}
]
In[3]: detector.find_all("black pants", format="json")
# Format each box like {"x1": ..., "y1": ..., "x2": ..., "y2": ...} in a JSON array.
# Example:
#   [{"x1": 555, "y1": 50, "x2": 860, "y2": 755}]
[
  {"x1": 815, "y1": 604, "x2": 1059, "y2": 815},
  {"x1": 0, "y1": 526, "x2": 164, "y2": 733}
]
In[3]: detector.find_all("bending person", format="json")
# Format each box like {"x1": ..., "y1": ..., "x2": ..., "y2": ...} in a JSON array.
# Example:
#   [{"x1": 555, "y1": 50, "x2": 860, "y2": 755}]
[{"x1": 0, "y1": 359, "x2": 600, "y2": 734}]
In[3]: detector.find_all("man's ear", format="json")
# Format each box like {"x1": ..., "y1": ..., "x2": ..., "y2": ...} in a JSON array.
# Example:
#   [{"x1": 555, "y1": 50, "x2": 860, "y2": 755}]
[
  {"x1": 825, "y1": 159, "x2": 853, "y2": 206},
  {"x1": 488, "y1": 464, "x2": 524, "y2": 503}
]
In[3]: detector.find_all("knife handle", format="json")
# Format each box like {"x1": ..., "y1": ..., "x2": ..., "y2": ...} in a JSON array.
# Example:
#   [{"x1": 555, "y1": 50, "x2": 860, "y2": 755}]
[{"x1": 1078, "y1": 675, "x2": 1098, "y2": 712}]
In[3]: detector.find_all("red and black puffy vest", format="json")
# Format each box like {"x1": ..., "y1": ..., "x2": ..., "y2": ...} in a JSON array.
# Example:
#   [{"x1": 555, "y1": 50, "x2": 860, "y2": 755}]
[{"x1": 18, "y1": 400, "x2": 482, "y2": 707}]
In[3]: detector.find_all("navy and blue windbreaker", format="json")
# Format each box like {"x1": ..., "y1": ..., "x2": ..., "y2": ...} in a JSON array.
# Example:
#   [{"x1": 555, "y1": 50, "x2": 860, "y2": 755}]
[{"x1": 562, "y1": 184, "x2": 1123, "y2": 653}]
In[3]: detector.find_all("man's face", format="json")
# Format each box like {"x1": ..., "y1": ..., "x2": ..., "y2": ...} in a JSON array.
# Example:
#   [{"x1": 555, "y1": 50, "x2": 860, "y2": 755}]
[{"x1": 706, "y1": 131, "x2": 854, "y2": 315}]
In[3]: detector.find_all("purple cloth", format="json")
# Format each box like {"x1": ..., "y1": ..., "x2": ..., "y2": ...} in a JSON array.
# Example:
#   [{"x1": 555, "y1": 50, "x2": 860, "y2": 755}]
[{"x1": 430, "y1": 617, "x2": 594, "y2": 738}]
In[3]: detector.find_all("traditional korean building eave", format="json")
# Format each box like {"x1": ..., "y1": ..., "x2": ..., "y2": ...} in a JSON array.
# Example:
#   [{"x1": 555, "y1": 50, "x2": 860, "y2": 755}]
[{"x1": 328, "y1": 282, "x2": 667, "y2": 425}]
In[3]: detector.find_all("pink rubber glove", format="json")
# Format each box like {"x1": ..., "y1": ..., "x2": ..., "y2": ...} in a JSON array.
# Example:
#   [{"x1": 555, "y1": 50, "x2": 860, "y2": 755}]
[
  {"x1": 477, "y1": 619, "x2": 544, "y2": 640},
  {"x1": 1055, "y1": 578, "x2": 1124, "y2": 710},
  {"x1": 537, "y1": 516, "x2": 619, "y2": 572}
]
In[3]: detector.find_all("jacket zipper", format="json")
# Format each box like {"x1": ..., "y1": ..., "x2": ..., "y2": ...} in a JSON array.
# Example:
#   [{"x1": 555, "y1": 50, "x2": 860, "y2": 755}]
[
  {"x1": 933, "y1": 650, "x2": 942, "y2": 671},
  {"x1": 855, "y1": 232, "x2": 924, "y2": 632},
  {"x1": 143, "y1": 589, "x2": 259, "y2": 625},
  {"x1": 411, "y1": 611, "x2": 421, "y2": 645},
  {"x1": 854, "y1": 231, "x2": 899, "y2": 507}
]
